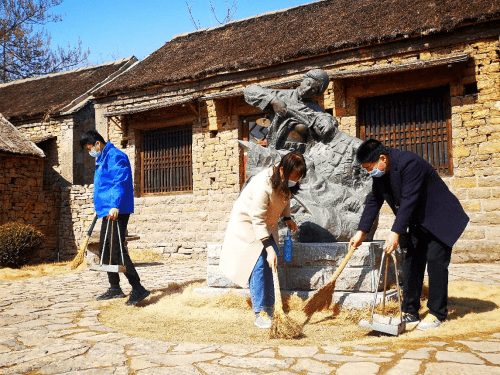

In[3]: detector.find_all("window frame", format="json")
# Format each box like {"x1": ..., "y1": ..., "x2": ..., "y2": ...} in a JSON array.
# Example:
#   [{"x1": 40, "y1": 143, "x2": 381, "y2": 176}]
[
  {"x1": 358, "y1": 86, "x2": 453, "y2": 175},
  {"x1": 140, "y1": 124, "x2": 193, "y2": 196}
]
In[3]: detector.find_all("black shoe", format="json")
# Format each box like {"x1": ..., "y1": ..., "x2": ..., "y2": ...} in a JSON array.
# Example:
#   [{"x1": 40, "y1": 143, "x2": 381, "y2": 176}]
[
  {"x1": 126, "y1": 289, "x2": 150, "y2": 306},
  {"x1": 401, "y1": 312, "x2": 420, "y2": 327},
  {"x1": 96, "y1": 288, "x2": 126, "y2": 301}
]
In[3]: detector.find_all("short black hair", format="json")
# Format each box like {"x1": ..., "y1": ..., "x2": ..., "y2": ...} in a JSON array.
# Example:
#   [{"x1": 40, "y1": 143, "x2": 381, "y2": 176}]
[
  {"x1": 356, "y1": 139, "x2": 388, "y2": 163},
  {"x1": 80, "y1": 130, "x2": 106, "y2": 149}
]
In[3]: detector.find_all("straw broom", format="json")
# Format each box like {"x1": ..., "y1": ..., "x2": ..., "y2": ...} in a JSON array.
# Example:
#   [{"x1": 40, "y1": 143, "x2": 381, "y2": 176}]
[
  {"x1": 270, "y1": 265, "x2": 302, "y2": 339},
  {"x1": 303, "y1": 244, "x2": 356, "y2": 317},
  {"x1": 70, "y1": 215, "x2": 98, "y2": 269}
]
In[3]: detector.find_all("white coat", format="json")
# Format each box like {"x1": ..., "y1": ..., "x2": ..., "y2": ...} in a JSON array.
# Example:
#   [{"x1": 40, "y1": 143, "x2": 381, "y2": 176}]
[{"x1": 219, "y1": 167, "x2": 291, "y2": 287}]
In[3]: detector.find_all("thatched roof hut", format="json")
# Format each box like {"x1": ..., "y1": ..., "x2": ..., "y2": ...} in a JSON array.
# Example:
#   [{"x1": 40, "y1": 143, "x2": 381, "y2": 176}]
[
  {"x1": 0, "y1": 57, "x2": 137, "y2": 122},
  {"x1": 0, "y1": 114, "x2": 45, "y2": 157}
]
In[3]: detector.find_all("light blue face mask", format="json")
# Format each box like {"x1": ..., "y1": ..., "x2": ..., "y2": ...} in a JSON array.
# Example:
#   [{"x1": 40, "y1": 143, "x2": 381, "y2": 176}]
[
  {"x1": 89, "y1": 144, "x2": 101, "y2": 158},
  {"x1": 288, "y1": 180, "x2": 298, "y2": 188},
  {"x1": 370, "y1": 167, "x2": 385, "y2": 178}
]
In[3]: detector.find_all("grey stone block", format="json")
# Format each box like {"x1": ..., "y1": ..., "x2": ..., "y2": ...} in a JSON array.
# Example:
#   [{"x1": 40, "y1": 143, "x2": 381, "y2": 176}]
[{"x1": 206, "y1": 264, "x2": 239, "y2": 288}]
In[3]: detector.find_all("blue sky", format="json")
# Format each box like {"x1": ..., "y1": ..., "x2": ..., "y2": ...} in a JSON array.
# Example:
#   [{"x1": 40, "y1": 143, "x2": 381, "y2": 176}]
[{"x1": 44, "y1": 0, "x2": 314, "y2": 65}]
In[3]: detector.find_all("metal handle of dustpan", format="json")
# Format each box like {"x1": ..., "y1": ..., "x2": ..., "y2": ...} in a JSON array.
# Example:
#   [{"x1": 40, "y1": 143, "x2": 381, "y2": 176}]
[
  {"x1": 98, "y1": 219, "x2": 126, "y2": 267},
  {"x1": 369, "y1": 250, "x2": 402, "y2": 324}
]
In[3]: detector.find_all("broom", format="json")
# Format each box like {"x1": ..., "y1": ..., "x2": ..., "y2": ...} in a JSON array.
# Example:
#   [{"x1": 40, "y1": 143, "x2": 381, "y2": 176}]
[
  {"x1": 70, "y1": 215, "x2": 98, "y2": 269},
  {"x1": 269, "y1": 265, "x2": 302, "y2": 339},
  {"x1": 303, "y1": 244, "x2": 356, "y2": 317}
]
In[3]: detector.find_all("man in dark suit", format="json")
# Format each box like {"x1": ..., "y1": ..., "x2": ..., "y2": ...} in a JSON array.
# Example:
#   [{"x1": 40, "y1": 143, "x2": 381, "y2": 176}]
[{"x1": 349, "y1": 139, "x2": 469, "y2": 330}]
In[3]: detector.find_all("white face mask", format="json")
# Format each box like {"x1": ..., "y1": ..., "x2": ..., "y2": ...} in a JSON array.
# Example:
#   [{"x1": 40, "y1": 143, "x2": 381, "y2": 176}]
[{"x1": 288, "y1": 180, "x2": 297, "y2": 188}]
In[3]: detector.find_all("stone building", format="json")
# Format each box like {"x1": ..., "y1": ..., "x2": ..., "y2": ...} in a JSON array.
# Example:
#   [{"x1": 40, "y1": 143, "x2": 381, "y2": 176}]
[
  {"x1": 0, "y1": 114, "x2": 59, "y2": 260},
  {"x1": 88, "y1": 0, "x2": 500, "y2": 262},
  {"x1": 0, "y1": 58, "x2": 138, "y2": 260},
  {"x1": 0, "y1": 57, "x2": 137, "y2": 187},
  {"x1": 3, "y1": 0, "x2": 499, "y2": 263}
]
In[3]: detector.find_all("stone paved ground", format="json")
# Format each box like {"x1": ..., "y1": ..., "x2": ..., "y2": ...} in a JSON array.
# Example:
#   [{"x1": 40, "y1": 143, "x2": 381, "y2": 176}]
[{"x1": 1, "y1": 260, "x2": 500, "y2": 374}]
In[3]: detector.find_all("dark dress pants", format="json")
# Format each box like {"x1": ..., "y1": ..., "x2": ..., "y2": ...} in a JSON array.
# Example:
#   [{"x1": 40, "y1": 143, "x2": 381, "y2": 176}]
[
  {"x1": 99, "y1": 214, "x2": 143, "y2": 291},
  {"x1": 401, "y1": 225, "x2": 452, "y2": 322}
]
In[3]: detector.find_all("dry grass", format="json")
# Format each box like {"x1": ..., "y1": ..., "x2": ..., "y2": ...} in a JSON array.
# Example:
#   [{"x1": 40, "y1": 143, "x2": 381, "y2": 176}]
[
  {"x1": 0, "y1": 249, "x2": 168, "y2": 281},
  {"x1": 98, "y1": 280, "x2": 500, "y2": 348},
  {"x1": 129, "y1": 249, "x2": 169, "y2": 264},
  {"x1": 0, "y1": 261, "x2": 81, "y2": 281}
]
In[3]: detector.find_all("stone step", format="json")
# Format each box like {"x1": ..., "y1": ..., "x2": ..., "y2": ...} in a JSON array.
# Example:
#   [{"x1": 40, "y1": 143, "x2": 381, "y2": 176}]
[{"x1": 207, "y1": 242, "x2": 403, "y2": 292}]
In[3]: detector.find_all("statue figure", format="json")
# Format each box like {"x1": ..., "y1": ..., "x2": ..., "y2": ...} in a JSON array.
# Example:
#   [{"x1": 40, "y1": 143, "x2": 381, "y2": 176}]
[
  {"x1": 244, "y1": 69, "x2": 335, "y2": 153},
  {"x1": 243, "y1": 69, "x2": 375, "y2": 242}
]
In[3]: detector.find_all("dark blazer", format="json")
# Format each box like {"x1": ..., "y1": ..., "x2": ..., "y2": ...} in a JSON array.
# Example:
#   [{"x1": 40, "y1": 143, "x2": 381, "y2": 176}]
[{"x1": 358, "y1": 148, "x2": 469, "y2": 248}]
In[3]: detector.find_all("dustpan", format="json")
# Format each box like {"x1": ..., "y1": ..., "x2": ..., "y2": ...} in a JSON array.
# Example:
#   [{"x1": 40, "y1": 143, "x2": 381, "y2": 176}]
[
  {"x1": 89, "y1": 219, "x2": 126, "y2": 273},
  {"x1": 359, "y1": 250, "x2": 405, "y2": 336}
]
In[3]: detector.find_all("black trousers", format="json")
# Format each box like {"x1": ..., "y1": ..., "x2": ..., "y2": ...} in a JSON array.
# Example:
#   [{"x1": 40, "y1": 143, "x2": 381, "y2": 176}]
[
  {"x1": 99, "y1": 214, "x2": 143, "y2": 291},
  {"x1": 401, "y1": 225, "x2": 452, "y2": 322}
]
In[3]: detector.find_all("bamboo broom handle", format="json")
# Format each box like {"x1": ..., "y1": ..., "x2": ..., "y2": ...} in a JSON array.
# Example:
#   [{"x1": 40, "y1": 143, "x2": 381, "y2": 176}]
[
  {"x1": 272, "y1": 265, "x2": 284, "y2": 312},
  {"x1": 327, "y1": 245, "x2": 356, "y2": 285}
]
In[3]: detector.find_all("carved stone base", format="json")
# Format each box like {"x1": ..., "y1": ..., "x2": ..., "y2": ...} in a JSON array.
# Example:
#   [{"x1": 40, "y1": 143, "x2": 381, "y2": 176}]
[{"x1": 207, "y1": 242, "x2": 403, "y2": 292}]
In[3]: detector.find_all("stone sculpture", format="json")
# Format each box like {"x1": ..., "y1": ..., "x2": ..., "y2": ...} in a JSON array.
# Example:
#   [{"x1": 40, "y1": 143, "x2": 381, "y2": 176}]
[{"x1": 242, "y1": 69, "x2": 374, "y2": 242}]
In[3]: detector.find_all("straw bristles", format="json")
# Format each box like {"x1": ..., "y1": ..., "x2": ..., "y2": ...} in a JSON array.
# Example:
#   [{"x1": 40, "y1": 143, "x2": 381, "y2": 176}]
[
  {"x1": 270, "y1": 307, "x2": 303, "y2": 339},
  {"x1": 70, "y1": 238, "x2": 89, "y2": 270},
  {"x1": 303, "y1": 281, "x2": 336, "y2": 317}
]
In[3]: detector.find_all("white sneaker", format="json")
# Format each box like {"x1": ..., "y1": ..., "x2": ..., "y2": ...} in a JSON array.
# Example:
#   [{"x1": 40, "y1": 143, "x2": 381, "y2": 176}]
[
  {"x1": 254, "y1": 311, "x2": 271, "y2": 329},
  {"x1": 416, "y1": 313, "x2": 442, "y2": 331}
]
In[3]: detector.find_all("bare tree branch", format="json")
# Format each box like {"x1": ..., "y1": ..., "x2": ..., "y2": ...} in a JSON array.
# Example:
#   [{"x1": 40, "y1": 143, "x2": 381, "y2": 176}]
[
  {"x1": 185, "y1": 0, "x2": 238, "y2": 30},
  {"x1": 0, "y1": 0, "x2": 89, "y2": 83},
  {"x1": 185, "y1": 1, "x2": 201, "y2": 30},
  {"x1": 209, "y1": 0, "x2": 238, "y2": 25}
]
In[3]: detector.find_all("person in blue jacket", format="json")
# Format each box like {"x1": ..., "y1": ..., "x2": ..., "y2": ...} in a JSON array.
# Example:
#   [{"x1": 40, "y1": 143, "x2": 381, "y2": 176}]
[
  {"x1": 80, "y1": 130, "x2": 150, "y2": 306},
  {"x1": 350, "y1": 139, "x2": 469, "y2": 331}
]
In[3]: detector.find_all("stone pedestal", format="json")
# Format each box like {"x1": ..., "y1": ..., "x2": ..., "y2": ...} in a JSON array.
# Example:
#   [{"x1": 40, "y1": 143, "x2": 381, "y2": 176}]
[{"x1": 207, "y1": 241, "x2": 402, "y2": 292}]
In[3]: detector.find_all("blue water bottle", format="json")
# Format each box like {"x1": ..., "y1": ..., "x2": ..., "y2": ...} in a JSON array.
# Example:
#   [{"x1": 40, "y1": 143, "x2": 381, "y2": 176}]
[{"x1": 284, "y1": 228, "x2": 293, "y2": 263}]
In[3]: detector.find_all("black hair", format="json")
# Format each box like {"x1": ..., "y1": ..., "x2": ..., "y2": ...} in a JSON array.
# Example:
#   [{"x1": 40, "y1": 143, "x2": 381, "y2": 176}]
[
  {"x1": 356, "y1": 139, "x2": 388, "y2": 164},
  {"x1": 79, "y1": 130, "x2": 106, "y2": 149},
  {"x1": 271, "y1": 151, "x2": 307, "y2": 198}
]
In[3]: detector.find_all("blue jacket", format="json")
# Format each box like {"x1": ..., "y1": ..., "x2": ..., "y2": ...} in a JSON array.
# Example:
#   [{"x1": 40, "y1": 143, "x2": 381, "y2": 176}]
[
  {"x1": 93, "y1": 142, "x2": 134, "y2": 218},
  {"x1": 358, "y1": 148, "x2": 469, "y2": 248}
]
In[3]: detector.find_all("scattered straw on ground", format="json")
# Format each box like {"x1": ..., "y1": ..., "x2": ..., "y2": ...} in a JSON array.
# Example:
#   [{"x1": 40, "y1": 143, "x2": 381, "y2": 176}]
[
  {"x1": 98, "y1": 280, "x2": 500, "y2": 348},
  {"x1": 0, "y1": 251, "x2": 169, "y2": 281},
  {"x1": 0, "y1": 261, "x2": 81, "y2": 281}
]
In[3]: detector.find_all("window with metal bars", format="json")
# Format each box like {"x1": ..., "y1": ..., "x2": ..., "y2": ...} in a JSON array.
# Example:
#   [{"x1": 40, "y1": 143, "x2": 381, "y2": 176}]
[
  {"x1": 359, "y1": 86, "x2": 452, "y2": 175},
  {"x1": 141, "y1": 125, "x2": 193, "y2": 195}
]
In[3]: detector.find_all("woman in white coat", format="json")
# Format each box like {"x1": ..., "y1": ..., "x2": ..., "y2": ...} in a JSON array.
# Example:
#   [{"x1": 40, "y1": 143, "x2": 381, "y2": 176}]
[{"x1": 219, "y1": 151, "x2": 307, "y2": 329}]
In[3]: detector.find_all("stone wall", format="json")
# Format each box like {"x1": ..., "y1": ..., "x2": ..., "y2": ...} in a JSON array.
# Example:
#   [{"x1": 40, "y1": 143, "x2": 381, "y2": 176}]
[
  {"x1": 58, "y1": 184, "x2": 95, "y2": 260},
  {"x1": 88, "y1": 34, "x2": 500, "y2": 262},
  {"x1": 16, "y1": 106, "x2": 96, "y2": 187},
  {"x1": 0, "y1": 153, "x2": 60, "y2": 261},
  {"x1": 128, "y1": 112, "x2": 240, "y2": 257},
  {"x1": 329, "y1": 37, "x2": 500, "y2": 262}
]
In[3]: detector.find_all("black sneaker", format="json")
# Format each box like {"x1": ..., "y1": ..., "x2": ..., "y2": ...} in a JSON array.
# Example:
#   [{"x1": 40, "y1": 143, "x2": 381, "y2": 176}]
[
  {"x1": 126, "y1": 289, "x2": 150, "y2": 306},
  {"x1": 96, "y1": 288, "x2": 126, "y2": 301},
  {"x1": 401, "y1": 312, "x2": 420, "y2": 328}
]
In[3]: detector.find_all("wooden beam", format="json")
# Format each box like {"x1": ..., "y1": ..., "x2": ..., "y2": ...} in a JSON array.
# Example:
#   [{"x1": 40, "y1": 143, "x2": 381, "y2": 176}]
[
  {"x1": 109, "y1": 116, "x2": 125, "y2": 133},
  {"x1": 186, "y1": 102, "x2": 199, "y2": 117}
]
